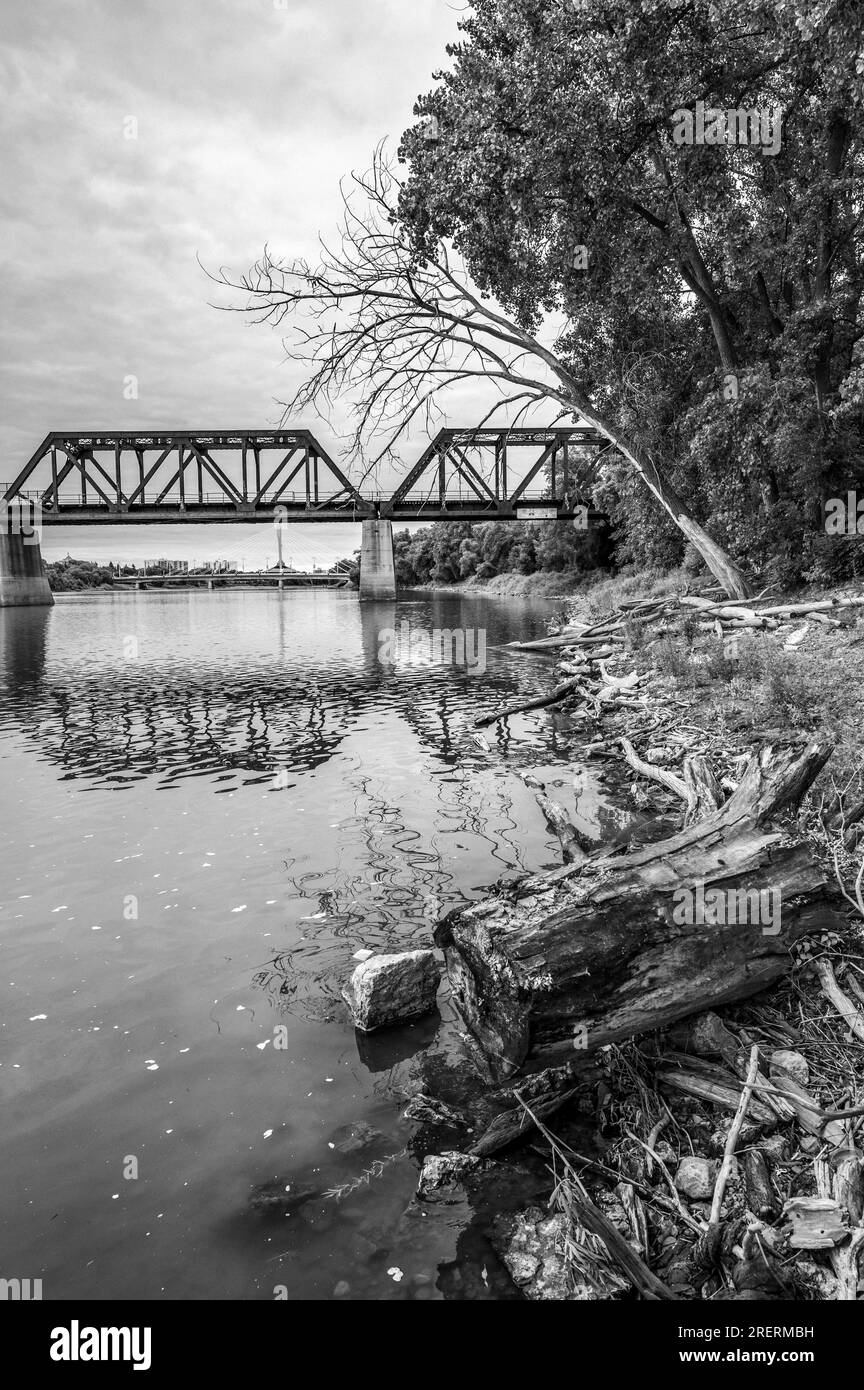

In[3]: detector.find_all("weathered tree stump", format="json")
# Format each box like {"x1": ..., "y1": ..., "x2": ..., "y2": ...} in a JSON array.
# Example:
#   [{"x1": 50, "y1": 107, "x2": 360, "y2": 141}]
[{"x1": 436, "y1": 743, "x2": 842, "y2": 1081}]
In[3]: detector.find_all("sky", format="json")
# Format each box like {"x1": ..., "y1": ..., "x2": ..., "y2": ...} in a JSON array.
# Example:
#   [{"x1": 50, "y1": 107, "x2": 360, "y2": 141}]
[{"x1": 0, "y1": 0, "x2": 480, "y2": 566}]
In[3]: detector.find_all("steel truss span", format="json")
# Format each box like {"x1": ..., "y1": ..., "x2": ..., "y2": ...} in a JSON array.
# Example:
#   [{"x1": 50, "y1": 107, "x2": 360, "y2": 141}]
[{"x1": 2, "y1": 427, "x2": 608, "y2": 525}]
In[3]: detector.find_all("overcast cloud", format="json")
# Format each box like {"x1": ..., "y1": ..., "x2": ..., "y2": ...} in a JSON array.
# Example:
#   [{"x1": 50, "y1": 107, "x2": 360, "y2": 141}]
[{"x1": 0, "y1": 0, "x2": 473, "y2": 563}]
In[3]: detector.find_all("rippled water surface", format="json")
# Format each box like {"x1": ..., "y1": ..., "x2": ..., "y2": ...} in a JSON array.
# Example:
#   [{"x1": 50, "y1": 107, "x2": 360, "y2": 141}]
[{"x1": 0, "y1": 588, "x2": 628, "y2": 1300}]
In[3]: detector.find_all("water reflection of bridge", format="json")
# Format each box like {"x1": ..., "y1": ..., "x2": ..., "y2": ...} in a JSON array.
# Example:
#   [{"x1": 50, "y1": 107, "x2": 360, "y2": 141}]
[
  {"x1": 0, "y1": 599, "x2": 569, "y2": 786},
  {"x1": 0, "y1": 599, "x2": 633, "y2": 1044}
]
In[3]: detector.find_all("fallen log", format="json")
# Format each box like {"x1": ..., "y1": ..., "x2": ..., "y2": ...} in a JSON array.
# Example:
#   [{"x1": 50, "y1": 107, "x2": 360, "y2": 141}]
[
  {"x1": 680, "y1": 596, "x2": 778, "y2": 628},
  {"x1": 757, "y1": 598, "x2": 864, "y2": 617},
  {"x1": 658, "y1": 1069, "x2": 776, "y2": 1126},
  {"x1": 435, "y1": 742, "x2": 842, "y2": 1081},
  {"x1": 505, "y1": 634, "x2": 586, "y2": 653},
  {"x1": 505, "y1": 633, "x2": 624, "y2": 653},
  {"x1": 473, "y1": 678, "x2": 585, "y2": 727}
]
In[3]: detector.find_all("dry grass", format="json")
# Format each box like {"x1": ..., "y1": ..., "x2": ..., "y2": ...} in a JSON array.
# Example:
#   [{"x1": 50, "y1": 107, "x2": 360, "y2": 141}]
[
  {"x1": 577, "y1": 565, "x2": 688, "y2": 619},
  {"x1": 635, "y1": 618, "x2": 864, "y2": 796}
]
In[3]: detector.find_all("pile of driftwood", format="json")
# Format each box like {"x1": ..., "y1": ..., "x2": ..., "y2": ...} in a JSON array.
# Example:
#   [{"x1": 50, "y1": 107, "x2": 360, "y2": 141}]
[
  {"x1": 433, "y1": 735, "x2": 864, "y2": 1300},
  {"x1": 679, "y1": 591, "x2": 864, "y2": 636},
  {"x1": 476, "y1": 588, "x2": 864, "y2": 730},
  {"x1": 439, "y1": 739, "x2": 841, "y2": 1089},
  {"x1": 431, "y1": 587, "x2": 864, "y2": 1299}
]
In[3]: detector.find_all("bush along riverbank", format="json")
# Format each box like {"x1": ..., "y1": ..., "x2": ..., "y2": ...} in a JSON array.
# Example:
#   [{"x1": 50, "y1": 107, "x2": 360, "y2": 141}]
[
  {"x1": 400, "y1": 578, "x2": 864, "y2": 1301},
  {"x1": 46, "y1": 557, "x2": 116, "y2": 591}
]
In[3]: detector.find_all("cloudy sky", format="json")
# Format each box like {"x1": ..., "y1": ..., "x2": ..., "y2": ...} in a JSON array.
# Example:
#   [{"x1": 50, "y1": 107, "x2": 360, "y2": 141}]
[{"x1": 0, "y1": 0, "x2": 476, "y2": 565}]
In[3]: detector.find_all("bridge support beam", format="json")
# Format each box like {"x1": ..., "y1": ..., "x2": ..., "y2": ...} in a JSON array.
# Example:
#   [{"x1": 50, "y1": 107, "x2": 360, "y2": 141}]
[
  {"x1": 0, "y1": 524, "x2": 54, "y2": 608},
  {"x1": 359, "y1": 519, "x2": 396, "y2": 600}
]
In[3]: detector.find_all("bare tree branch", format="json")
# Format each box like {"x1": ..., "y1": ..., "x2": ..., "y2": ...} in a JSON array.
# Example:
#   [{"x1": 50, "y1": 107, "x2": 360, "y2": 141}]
[{"x1": 208, "y1": 150, "x2": 750, "y2": 597}]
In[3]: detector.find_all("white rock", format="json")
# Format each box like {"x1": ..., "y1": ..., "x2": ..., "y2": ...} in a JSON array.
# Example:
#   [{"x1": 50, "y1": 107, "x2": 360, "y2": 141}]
[
  {"x1": 352, "y1": 948, "x2": 374, "y2": 962},
  {"x1": 674, "y1": 1156, "x2": 717, "y2": 1200},
  {"x1": 342, "y1": 949, "x2": 439, "y2": 1032}
]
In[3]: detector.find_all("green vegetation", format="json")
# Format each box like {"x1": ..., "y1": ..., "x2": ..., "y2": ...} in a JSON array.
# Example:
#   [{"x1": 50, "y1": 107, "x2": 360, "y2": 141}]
[
  {"x1": 390, "y1": 517, "x2": 608, "y2": 586},
  {"x1": 46, "y1": 558, "x2": 115, "y2": 592},
  {"x1": 233, "y1": 0, "x2": 862, "y2": 599},
  {"x1": 397, "y1": 0, "x2": 863, "y2": 589}
]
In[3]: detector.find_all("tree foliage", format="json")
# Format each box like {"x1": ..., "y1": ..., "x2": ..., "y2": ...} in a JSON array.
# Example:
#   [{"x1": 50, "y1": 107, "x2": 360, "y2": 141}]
[
  {"x1": 389, "y1": 517, "x2": 608, "y2": 586},
  {"x1": 46, "y1": 558, "x2": 115, "y2": 592},
  {"x1": 397, "y1": 0, "x2": 864, "y2": 583}
]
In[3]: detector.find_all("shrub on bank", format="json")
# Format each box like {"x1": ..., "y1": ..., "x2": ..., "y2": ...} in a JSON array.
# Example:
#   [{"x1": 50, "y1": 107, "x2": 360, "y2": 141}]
[{"x1": 47, "y1": 559, "x2": 115, "y2": 591}]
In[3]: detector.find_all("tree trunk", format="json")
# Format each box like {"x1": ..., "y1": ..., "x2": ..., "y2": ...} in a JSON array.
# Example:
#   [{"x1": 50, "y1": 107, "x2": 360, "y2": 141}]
[
  {"x1": 491, "y1": 302, "x2": 752, "y2": 600},
  {"x1": 435, "y1": 743, "x2": 837, "y2": 1081},
  {"x1": 556, "y1": 385, "x2": 751, "y2": 598}
]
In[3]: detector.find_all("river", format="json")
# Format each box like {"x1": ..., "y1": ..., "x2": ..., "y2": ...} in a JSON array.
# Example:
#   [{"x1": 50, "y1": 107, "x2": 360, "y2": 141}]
[{"x1": 0, "y1": 588, "x2": 628, "y2": 1300}]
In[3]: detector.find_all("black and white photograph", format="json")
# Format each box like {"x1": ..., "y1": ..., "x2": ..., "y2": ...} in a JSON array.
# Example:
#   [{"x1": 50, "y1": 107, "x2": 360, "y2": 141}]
[{"x1": 1, "y1": 0, "x2": 863, "y2": 1351}]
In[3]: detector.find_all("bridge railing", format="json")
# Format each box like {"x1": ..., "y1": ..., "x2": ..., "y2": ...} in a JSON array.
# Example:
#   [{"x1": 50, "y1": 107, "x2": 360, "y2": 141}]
[
  {"x1": 3, "y1": 425, "x2": 608, "y2": 520},
  {"x1": 5, "y1": 487, "x2": 567, "y2": 509}
]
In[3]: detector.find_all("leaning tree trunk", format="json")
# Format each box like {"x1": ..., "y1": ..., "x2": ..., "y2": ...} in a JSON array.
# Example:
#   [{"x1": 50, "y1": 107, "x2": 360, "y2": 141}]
[
  {"x1": 499, "y1": 313, "x2": 752, "y2": 600},
  {"x1": 544, "y1": 357, "x2": 751, "y2": 599},
  {"x1": 435, "y1": 742, "x2": 838, "y2": 1082},
  {"x1": 576, "y1": 400, "x2": 751, "y2": 599}
]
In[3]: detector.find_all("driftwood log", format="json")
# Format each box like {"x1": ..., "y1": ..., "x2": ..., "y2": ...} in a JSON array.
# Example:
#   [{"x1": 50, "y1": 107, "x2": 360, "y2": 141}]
[
  {"x1": 474, "y1": 678, "x2": 585, "y2": 727},
  {"x1": 436, "y1": 742, "x2": 843, "y2": 1082}
]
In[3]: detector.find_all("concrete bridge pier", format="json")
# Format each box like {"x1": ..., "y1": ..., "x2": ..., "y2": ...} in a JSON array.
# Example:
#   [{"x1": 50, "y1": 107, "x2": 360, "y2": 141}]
[
  {"x1": 0, "y1": 517, "x2": 54, "y2": 608},
  {"x1": 359, "y1": 519, "x2": 396, "y2": 600}
]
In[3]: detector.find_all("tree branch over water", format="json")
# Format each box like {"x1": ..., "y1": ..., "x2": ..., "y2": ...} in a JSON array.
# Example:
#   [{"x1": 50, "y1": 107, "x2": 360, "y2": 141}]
[{"x1": 211, "y1": 152, "x2": 750, "y2": 597}]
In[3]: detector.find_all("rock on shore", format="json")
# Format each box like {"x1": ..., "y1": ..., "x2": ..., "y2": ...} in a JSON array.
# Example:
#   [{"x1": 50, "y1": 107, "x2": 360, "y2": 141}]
[{"x1": 342, "y1": 949, "x2": 440, "y2": 1032}]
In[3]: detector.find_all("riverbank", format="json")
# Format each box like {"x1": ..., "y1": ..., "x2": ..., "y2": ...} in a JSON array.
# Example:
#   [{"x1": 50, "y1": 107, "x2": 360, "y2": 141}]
[
  {"x1": 409, "y1": 563, "x2": 692, "y2": 602},
  {"x1": 421, "y1": 577, "x2": 864, "y2": 1300},
  {"x1": 409, "y1": 572, "x2": 592, "y2": 598}
]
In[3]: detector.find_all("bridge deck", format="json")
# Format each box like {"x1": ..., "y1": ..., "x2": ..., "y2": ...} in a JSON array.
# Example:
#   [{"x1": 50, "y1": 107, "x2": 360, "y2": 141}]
[{"x1": 2, "y1": 427, "x2": 609, "y2": 525}]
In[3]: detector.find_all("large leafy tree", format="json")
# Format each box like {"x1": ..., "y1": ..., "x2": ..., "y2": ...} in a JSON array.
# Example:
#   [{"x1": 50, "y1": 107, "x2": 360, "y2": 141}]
[
  {"x1": 220, "y1": 0, "x2": 861, "y2": 596},
  {"x1": 219, "y1": 157, "x2": 754, "y2": 596},
  {"x1": 397, "y1": 0, "x2": 863, "y2": 585}
]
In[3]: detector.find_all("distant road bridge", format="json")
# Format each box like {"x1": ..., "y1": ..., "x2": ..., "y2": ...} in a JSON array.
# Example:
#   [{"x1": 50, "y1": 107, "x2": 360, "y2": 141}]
[
  {"x1": 113, "y1": 570, "x2": 350, "y2": 589},
  {"x1": 1, "y1": 425, "x2": 608, "y2": 605},
  {"x1": 2, "y1": 426, "x2": 607, "y2": 524}
]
